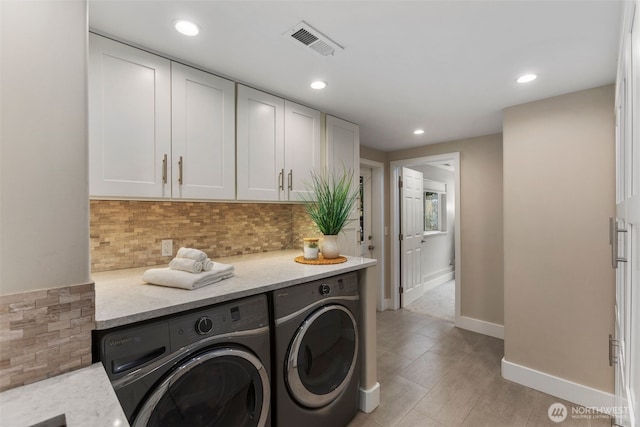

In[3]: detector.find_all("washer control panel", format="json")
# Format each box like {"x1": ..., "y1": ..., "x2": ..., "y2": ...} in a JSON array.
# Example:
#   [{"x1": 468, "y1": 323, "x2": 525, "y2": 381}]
[{"x1": 169, "y1": 294, "x2": 268, "y2": 349}]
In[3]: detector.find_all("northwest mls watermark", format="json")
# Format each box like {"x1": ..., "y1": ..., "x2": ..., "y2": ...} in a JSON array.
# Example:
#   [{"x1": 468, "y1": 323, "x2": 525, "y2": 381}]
[{"x1": 548, "y1": 402, "x2": 629, "y2": 423}]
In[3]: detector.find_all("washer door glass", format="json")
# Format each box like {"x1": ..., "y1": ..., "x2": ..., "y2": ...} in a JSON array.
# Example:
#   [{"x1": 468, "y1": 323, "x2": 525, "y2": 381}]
[
  {"x1": 134, "y1": 348, "x2": 269, "y2": 427},
  {"x1": 286, "y1": 304, "x2": 358, "y2": 408}
]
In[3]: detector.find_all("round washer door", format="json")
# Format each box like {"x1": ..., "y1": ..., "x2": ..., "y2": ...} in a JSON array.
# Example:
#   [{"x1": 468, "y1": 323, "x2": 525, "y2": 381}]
[
  {"x1": 133, "y1": 347, "x2": 270, "y2": 427},
  {"x1": 286, "y1": 304, "x2": 358, "y2": 408}
]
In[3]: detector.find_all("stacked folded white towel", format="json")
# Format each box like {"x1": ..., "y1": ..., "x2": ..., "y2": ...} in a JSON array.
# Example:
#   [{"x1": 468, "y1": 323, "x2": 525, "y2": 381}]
[{"x1": 142, "y1": 247, "x2": 234, "y2": 290}]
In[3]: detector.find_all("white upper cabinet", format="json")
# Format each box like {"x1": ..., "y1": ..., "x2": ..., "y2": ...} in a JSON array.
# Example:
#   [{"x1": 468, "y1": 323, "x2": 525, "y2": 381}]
[
  {"x1": 284, "y1": 100, "x2": 322, "y2": 201},
  {"x1": 237, "y1": 85, "x2": 321, "y2": 201},
  {"x1": 171, "y1": 63, "x2": 235, "y2": 200},
  {"x1": 236, "y1": 85, "x2": 285, "y2": 201},
  {"x1": 89, "y1": 33, "x2": 171, "y2": 198}
]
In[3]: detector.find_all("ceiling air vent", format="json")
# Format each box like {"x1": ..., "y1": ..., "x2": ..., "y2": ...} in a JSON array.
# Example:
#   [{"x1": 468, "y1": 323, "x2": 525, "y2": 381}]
[{"x1": 285, "y1": 21, "x2": 343, "y2": 57}]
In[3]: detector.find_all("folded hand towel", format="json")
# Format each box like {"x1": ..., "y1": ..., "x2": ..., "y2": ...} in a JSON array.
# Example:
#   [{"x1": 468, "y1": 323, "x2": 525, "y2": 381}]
[
  {"x1": 176, "y1": 247, "x2": 208, "y2": 262},
  {"x1": 169, "y1": 258, "x2": 203, "y2": 273},
  {"x1": 142, "y1": 263, "x2": 235, "y2": 290},
  {"x1": 203, "y1": 258, "x2": 214, "y2": 271}
]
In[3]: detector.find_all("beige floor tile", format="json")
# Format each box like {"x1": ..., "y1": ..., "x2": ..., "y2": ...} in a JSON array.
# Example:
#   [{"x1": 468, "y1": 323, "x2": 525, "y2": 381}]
[
  {"x1": 415, "y1": 317, "x2": 456, "y2": 341},
  {"x1": 346, "y1": 410, "x2": 384, "y2": 427},
  {"x1": 398, "y1": 350, "x2": 464, "y2": 390},
  {"x1": 371, "y1": 375, "x2": 429, "y2": 427},
  {"x1": 377, "y1": 350, "x2": 414, "y2": 383},
  {"x1": 525, "y1": 394, "x2": 594, "y2": 426},
  {"x1": 395, "y1": 409, "x2": 446, "y2": 427},
  {"x1": 413, "y1": 372, "x2": 485, "y2": 426}
]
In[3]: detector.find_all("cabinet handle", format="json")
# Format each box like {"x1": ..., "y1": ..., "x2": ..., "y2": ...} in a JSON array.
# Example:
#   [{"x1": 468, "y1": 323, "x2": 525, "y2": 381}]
[
  {"x1": 279, "y1": 169, "x2": 284, "y2": 191},
  {"x1": 178, "y1": 156, "x2": 183, "y2": 185},
  {"x1": 609, "y1": 217, "x2": 628, "y2": 269},
  {"x1": 288, "y1": 169, "x2": 293, "y2": 191},
  {"x1": 162, "y1": 154, "x2": 167, "y2": 184}
]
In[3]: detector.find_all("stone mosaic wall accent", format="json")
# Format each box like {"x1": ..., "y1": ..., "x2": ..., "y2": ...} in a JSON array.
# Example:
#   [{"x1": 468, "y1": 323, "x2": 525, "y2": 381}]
[
  {"x1": 90, "y1": 200, "x2": 319, "y2": 272},
  {"x1": 0, "y1": 283, "x2": 95, "y2": 392}
]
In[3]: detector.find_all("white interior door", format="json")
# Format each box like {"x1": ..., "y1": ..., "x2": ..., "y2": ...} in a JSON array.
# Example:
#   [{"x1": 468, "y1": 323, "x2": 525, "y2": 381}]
[
  {"x1": 400, "y1": 167, "x2": 424, "y2": 307},
  {"x1": 613, "y1": 4, "x2": 638, "y2": 425}
]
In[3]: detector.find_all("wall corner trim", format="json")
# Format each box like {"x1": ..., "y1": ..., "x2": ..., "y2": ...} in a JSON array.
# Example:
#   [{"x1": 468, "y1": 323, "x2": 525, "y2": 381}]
[
  {"x1": 456, "y1": 315, "x2": 504, "y2": 339},
  {"x1": 501, "y1": 358, "x2": 614, "y2": 410},
  {"x1": 359, "y1": 382, "x2": 380, "y2": 413}
]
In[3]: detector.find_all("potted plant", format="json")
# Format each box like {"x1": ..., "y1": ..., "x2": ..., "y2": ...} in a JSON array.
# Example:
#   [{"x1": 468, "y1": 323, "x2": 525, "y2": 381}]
[{"x1": 302, "y1": 168, "x2": 359, "y2": 258}]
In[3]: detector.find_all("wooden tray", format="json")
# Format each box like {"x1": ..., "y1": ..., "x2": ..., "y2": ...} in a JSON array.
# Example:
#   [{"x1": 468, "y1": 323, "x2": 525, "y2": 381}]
[{"x1": 294, "y1": 255, "x2": 348, "y2": 265}]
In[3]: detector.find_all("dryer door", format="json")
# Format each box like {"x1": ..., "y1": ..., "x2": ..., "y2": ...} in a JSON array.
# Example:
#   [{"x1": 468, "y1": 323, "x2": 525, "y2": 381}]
[
  {"x1": 286, "y1": 304, "x2": 358, "y2": 408},
  {"x1": 133, "y1": 348, "x2": 269, "y2": 427}
]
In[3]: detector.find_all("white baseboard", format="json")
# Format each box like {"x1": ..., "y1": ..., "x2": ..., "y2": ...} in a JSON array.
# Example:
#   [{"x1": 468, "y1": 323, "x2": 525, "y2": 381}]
[
  {"x1": 423, "y1": 270, "x2": 455, "y2": 292},
  {"x1": 359, "y1": 382, "x2": 380, "y2": 413},
  {"x1": 501, "y1": 358, "x2": 614, "y2": 410},
  {"x1": 378, "y1": 298, "x2": 393, "y2": 311},
  {"x1": 455, "y1": 315, "x2": 504, "y2": 339}
]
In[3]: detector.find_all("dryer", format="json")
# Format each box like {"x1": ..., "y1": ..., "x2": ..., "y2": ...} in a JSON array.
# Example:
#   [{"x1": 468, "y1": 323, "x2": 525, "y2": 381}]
[
  {"x1": 272, "y1": 272, "x2": 360, "y2": 427},
  {"x1": 95, "y1": 294, "x2": 271, "y2": 427}
]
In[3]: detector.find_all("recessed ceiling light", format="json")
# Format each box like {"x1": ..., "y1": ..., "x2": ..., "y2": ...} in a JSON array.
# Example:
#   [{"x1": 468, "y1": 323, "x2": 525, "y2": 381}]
[
  {"x1": 310, "y1": 81, "x2": 327, "y2": 90},
  {"x1": 517, "y1": 73, "x2": 537, "y2": 83},
  {"x1": 174, "y1": 20, "x2": 200, "y2": 37},
  {"x1": 414, "y1": 129, "x2": 425, "y2": 135}
]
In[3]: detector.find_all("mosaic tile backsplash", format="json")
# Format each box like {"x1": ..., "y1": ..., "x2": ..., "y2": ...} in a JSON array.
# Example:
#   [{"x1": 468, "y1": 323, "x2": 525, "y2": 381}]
[
  {"x1": 0, "y1": 283, "x2": 95, "y2": 392},
  {"x1": 90, "y1": 200, "x2": 318, "y2": 272}
]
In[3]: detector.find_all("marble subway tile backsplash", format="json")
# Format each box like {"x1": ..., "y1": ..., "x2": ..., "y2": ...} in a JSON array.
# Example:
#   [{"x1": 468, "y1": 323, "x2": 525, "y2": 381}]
[
  {"x1": 0, "y1": 283, "x2": 95, "y2": 392},
  {"x1": 90, "y1": 200, "x2": 318, "y2": 272}
]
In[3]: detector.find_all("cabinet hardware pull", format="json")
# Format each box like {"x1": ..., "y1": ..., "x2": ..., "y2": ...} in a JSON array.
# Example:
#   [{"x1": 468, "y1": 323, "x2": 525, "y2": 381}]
[
  {"x1": 178, "y1": 156, "x2": 183, "y2": 185},
  {"x1": 279, "y1": 169, "x2": 284, "y2": 191},
  {"x1": 162, "y1": 154, "x2": 168, "y2": 184},
  {"x1": 288, "y1": 169, "x2": 293, "y2": 191},
  {"x1": 609, "y1": 217, "x2": 628, "y2": 269}
]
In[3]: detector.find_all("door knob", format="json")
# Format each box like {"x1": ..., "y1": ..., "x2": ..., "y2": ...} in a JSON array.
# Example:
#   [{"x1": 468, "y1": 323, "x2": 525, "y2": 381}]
[{"x1": 368, "y1": 245, "x2": 375, "y2": 251}]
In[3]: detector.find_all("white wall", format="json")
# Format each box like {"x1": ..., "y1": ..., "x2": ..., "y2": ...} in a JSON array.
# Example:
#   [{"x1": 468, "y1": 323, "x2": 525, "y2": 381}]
[
  {"x1": 0, "y1": 0, "x2": 90, "y2": 295},
  {"x1": 410, "y1": 164, "x2": 455, "y2": 288}
]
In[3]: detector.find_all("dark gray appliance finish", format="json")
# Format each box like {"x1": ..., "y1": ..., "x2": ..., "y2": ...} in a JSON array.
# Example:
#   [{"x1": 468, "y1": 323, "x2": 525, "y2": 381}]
[
  {"x1": 272, "y1": 272, "x2": 360, "y2": 427},
  {"x1": 95, "y1": 294, "x2": 271, "y2": 427}
]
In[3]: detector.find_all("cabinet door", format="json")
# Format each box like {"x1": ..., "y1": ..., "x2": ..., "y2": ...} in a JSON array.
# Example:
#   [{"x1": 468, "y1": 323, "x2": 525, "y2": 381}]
[
  {"x1": 326, "y1": 115, "x2": 360, "y2": 256},
  {"x1": 236, "y1": 85, "x2": 285, "y2": 201},
  {"x1": 284, "y1": 101, "x2": 321, "y2": 202},
  {"x1": 172, "y1": 63, "x2": 235, "y2": 200},
  {"x1": 89, "y1": 34, "x2": 171, "y2": 198}
]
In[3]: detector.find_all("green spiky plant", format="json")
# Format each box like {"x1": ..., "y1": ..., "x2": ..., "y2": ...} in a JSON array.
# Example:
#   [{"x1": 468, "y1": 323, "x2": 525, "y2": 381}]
[{"x1": 302, "y1": 168, "x2": 359, "y2": 235}]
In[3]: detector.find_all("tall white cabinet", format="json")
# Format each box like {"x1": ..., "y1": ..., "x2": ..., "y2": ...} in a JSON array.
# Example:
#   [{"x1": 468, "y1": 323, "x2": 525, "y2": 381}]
[
  {"x1": 236, "y1": 85, "x2": 321, "y2": 202},
  {"x1": 89, "y1": 34, "x2": 236, "y2": 200},
  {"x1": 325, "y1": 115, "x2": 360, "y2": 256},
  {"x1": 89, "y1": 33, "x2": 171, "y2": 198}
]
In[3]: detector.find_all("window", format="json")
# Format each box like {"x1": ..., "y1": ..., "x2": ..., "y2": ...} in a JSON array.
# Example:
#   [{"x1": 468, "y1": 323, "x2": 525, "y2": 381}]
[{"x1": 424, "y1": 190, "x2": 446, "y2": 233}]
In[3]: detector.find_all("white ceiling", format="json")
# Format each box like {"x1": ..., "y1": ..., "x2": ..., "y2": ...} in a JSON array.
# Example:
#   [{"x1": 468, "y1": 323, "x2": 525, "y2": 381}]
[{"x1": 88, "y1": 0, "x2": 622, "y2": 152}]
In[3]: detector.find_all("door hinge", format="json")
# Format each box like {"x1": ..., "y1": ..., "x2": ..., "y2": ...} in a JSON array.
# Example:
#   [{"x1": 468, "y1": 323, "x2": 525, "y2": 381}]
[
  {"x1": 609, "y1": 334, "x2": 619, "y2": 366},
  {"x1": 398, "y1": 177, "x2": 403, "y2": 188},
  {"x1": 399, "y1": 286, "x2": 404, "y2": 294},
  {"x1": 399, "y1": 234, "x2": 403, "y2": 241}
]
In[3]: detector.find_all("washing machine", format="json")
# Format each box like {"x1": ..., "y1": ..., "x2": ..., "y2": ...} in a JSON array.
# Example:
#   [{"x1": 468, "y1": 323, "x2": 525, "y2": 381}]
[
  {"x1": 94, "y1": 294, "x2": 271, "y2": 427},
  {"x1": 272, "y1": 272, "x2": 360, "y2": 427}
]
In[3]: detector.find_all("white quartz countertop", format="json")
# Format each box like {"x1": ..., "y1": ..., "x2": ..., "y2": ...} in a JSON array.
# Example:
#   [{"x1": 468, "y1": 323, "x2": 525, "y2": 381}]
[
  {"x1": 94, "y1": 249, "x2": 377, "y2": 330},
  {"x1": 0, "y1": 363, "x2": 129, "y2": 427}
]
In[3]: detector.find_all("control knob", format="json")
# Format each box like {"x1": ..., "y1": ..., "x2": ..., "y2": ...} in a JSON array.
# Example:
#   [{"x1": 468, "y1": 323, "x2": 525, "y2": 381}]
[
  {"x1": 319, "y1": 284, "x2": 331, "y2": 296},
  {"x1": 195, "y1": 316, "x2": 213, "y2": 335}
]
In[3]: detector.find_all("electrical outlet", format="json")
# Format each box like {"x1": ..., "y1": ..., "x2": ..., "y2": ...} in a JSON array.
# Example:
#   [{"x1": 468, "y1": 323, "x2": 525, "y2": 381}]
[{"x1": 161, "y1": 239, "x2": 173, "y2": 256}]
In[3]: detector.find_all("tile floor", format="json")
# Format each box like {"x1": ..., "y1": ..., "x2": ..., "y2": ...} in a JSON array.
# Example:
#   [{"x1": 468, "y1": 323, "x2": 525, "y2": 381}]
[
  {"x1": 347, "y1": 308, "x2": 610, "y2": 427},
  {"x1": 402, "y1": 280, "x2": 455, "y2": 322}
]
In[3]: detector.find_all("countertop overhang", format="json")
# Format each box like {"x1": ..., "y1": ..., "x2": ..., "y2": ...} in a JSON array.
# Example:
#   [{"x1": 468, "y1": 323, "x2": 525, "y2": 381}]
[{"x1": 94, "y1": 249, "x2": 377, "y2": 330}]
